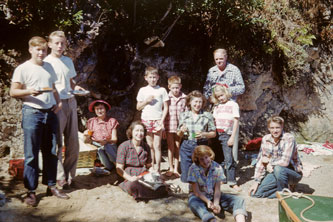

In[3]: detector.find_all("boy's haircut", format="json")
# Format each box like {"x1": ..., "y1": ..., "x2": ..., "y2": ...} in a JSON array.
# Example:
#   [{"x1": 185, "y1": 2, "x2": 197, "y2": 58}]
[
  {"x1": 145, "y1": 66, "x2": 159, "y2": 76},
  {"x1": 28, "y1": 36, "x2": 47, "y2": 49},
  {"x1": 211, "y1": 84, "x2": 232, "y2": 104},
  {"x1": 267, "y1": 115, "x2": 284, "y2": 127},
  {"x1": 168, "y1": 75, "x2": 181, "y2": 86},
  {"x1": 186, "y1": 90, "x2": 206, "y2": 109},
  {"x1": 213, "y1": 48, "x2": 228, "y2": 56},
  {"x1": 126, "y1": 120, "x2": 145, "y2": 139},
  {"x1": 48, "y1": 30, "x2": 66, "y2": 42},
  {"x1": 192, "y1": 145, "x2": 215, "y2": 165}
]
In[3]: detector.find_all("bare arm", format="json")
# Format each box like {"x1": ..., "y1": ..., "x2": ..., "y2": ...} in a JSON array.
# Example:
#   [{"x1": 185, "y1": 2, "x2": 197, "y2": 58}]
[
  {"x1": 116, "y1": 163, "x2": 139, "y2": 182},
  {"x1": 70, "y1": 78, "x2": 85, "y2": 91},
  {"x1": 192, "y1": 182, "x2": 212, "y2": 205},
  {"x1": 10, "y1": 82, "x2": 40, "y2": 98},
  {"x1": 228, "y1": 117, "x2": 239, "y2": 146},
  {"x1": 160, "y1": 101, "x2": 169, "y2": 127},
  {"x1": 109, "y1": 128, "x2": 118, "y2": 144},
  {"x1": 195, "y1": 130, "x2": 216, "y2": 139},
  {"x1": 136, "y1": 95, "x2": 154, "y2": 111},
  {"x1": 51, "y1": 83, "x2": 62, "y2": 113},
  {"x1": 212, "y1": 181, "x2": 222, "y2": 214}
]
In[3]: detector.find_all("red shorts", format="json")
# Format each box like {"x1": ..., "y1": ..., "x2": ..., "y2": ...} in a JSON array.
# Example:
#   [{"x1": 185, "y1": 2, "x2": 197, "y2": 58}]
[{"x1": 141, "y1": 119, "x2": 162, "y2": 133}]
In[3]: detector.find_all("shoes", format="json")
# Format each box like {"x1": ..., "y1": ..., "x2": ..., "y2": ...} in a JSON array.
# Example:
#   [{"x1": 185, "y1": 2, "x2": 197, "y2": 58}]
[
  {"x1": 165, "y1": 171, "x2": 173, "y2": 177},
  {"x1": 57, "y1": 179, "x2": 67, "y2": 187},
  {"x1": 24, "y1": 192, "x2": 37, "y2": 207},
  {"x1": 46, "y1": 187, "x2": 70, "y2": 199}
]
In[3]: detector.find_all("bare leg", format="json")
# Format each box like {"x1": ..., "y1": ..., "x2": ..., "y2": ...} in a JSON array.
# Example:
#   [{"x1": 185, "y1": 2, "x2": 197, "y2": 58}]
[
  {"x1": 173, "y1": 134, "x2": 181, "y2": 176},
  {"x1": 166, "y1": 132, "x2": 175, "y2": 174},
  {"x1": 153, "y1": 131, "x2": 162, "y2": 173},
  {"x1": 146, "y1": 133, "x2": 155, "y2": 170}
]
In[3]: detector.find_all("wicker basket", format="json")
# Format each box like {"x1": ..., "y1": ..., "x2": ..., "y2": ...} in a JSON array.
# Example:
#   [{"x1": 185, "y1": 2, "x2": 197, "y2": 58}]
[{"x1": 76, "y1": 149, "x2": 97, "y2": 168}]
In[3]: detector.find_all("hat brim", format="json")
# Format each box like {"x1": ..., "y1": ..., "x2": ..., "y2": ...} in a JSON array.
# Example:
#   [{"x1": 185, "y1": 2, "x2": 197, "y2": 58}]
[{"x1": 88, "y1": 100, "x2": 111, "y2": 112}]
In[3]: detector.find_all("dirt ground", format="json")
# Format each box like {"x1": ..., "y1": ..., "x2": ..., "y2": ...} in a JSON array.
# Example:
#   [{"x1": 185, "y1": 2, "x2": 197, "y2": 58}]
[{"x1": 0, "y1": 150, "x2": 333, "y2": 222}]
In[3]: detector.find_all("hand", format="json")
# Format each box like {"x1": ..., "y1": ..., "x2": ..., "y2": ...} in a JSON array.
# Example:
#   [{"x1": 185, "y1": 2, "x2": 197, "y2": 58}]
[
  {"x1": 74, "y1": 85, "x2": 85, "y2": 91},
  {"x1": 145, "y1": 95, "x2": 155, "y2": 104},
  {"x1": 207, "y1": 201, "x2": 215, "y2": 210},
  {"x1": 51, "y1": 102, "x2": 62, "y2": 114},
  {"x1": 248, "y1": 182, "x2": 259, "y2": 196},
  {"x1": 99, "y1": 140, "x2": 108, "y2": 146},
  {"x1": 128, "y1": 175, "x2": 139, "y2": 182},
  {"x1": 180, "y1": 125, "x2": 188, "y2": 133},
  {"x1": 212, "y1": 204, "x2": 221, "y2": 214},
  {"x1": 227, "y1": 137, "x2": 234, "y2": 146},
  {"x1": 31, "y1": 88, "x2": 42, "y2": 96},
  {"x1": 267, "y1": 164, "x2": 274, "y2": 173},
  {"x1": 195, "y1": 132, "x2": 205, "y2": 139}
]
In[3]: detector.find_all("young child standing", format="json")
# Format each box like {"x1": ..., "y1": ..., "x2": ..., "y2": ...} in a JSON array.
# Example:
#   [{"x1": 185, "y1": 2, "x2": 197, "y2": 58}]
[
  {"x1": 164, "y1": 76, "x2": 186, "y2": 177},
  {"x1": 10, "y1": 36, "x2": 69, "y2": 206},
  {"x1": 188, "y1": 145, "x2": 247, "y2": 222},
  {"x1": 177, "y1": 90, "x2": 216, "y2": 183},
  {"x1": 136, "y1": 66, "x2": 169, "y2": 173},
  {"x1": 211, "y1": 83, "x2": 241, "y2": 191},
  {"x1": 83, "y1": 100, "x2": 119, "y2": 172},
  {"x1": 44, "y1": 30, "x2": 86, "y2": 189}
]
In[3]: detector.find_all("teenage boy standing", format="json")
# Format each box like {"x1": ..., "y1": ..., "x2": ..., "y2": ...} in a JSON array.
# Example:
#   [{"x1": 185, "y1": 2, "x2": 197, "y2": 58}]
[
  {"x1": 10, "y1": 36, "x2": 69, "y2": 206},
  {"x1": 45, "y1": 31, "x2": 86, "y2": 189}
]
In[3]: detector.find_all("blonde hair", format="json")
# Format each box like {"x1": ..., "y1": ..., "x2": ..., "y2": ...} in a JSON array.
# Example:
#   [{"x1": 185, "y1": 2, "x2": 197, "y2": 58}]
[
  {"x1": 186, "y1": 90, "x2": 206, "y2": 110},
  {"x1": 144, "y1": 66, "x2": 159, "y2": 76},
  {"x1": 168, "y1": 75, "x2": 181, "y2": 87},
  {"x1": 213, "y1": 48, "x2": 227, "y2": 56},
  {"x1": 192, "y1": 145, "x2": 215, "y2": 165},
  {"x1": 267, "y1": 115, "x2": 284, "y2": 127},
  {"x1": 48, "y1": 30, "x2": 66, "y2": 42},
  {"x1": 28, "y1": 36, "x2": 47, "y2": 49},
  {"x1": 210, "y1": 84, "x2": 232, "y2": 104}
]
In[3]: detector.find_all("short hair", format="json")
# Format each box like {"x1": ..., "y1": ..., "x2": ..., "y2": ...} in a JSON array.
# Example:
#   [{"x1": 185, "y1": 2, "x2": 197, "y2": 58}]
[
  {"x1": 267, "y1": 115, "x2": 284, "y2": 127},
  {"x1": 48, "y1": 30, "x2": 66, "y2": 42},
  {"x1": 126, "y1": 120, "x2": 145, "y2": 139},
  {"x1": 168, "y1": 75, "x2": 181, "y2": 86},
  {"x1": 192, "y1": 145, "x2": 215, "y2": 165},
  {"x1": 145, "y1": 66, "x2": 159, "y2": 76},
  {"x1": 28, "y1": 36, "x2": 47, "y2": 49},
  {"x1": 210, "y1": 84, "x2": 232, "y2": 104},
  {"x1": 213, "y1": 48, "x2": 228, "y2": 56},
  {"x1": 186, "y1": 90, "x2": 206, "y2": 109}
]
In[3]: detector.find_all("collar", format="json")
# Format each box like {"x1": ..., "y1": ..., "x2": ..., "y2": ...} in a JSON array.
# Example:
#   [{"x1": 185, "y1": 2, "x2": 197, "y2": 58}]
[
  {"x1": 266, "y1": 131, "x2": 286, "y2": 145},
  {"x1": 168, "y1": 91, "x2": 186, "y2": 99}
]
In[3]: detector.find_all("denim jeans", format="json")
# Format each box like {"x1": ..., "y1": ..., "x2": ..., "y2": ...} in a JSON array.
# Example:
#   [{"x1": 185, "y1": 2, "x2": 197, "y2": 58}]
[
  {"x1": 97, "y1": 143, "x2": 117, "y2": 171},
  {"x1": 253, "y1": 165, "x2": 303, "y2": 198},
  {"x1": 188, "y1": 194, "x2": 247, "y2": 222},
  {"x1": 219, "y1": 133, "x2": 236, "y2": 186},
  {"x1": 22, "y1": 105, "x2": 58, "y2": 191},
  {"x1": 180, "y1": 140, "x2": 207, "y2": 183}
]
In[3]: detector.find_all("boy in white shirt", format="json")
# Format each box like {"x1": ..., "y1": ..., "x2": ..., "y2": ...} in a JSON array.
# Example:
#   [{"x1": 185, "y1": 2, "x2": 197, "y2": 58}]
[
  {"x1": 44, "y1": 31, "x2": 85, "y2": 189},
  {"x1": 10, "y1": 36, "x2": 69, "y2": 206},
  {"x1": 136, "y1": 67, "x2": 169, "y2": 173}
]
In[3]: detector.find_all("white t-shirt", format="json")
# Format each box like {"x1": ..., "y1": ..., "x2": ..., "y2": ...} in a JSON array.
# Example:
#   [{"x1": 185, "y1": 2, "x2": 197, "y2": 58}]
[
  {"x1": 44, "y1": 55, "x2": 76, "y2": 99},
  {"x1": 136, "y1": 85, "x2": 169, "y2": 120},
  {"x1": 213, "y1": 100, "x2": 240, "y2": 135},
  {"x1": 12, "y1": 60, "x2": 57, "y2": 109}
]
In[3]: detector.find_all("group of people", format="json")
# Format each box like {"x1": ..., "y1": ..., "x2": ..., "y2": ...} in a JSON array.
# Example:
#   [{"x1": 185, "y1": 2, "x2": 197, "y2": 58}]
[{"x1": 10, "y1": 31, "x2": 303, "y2": 222}]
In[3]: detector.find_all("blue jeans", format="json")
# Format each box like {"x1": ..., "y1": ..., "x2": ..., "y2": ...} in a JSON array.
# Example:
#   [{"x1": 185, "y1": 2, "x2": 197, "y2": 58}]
[
  {"x1": 180, "y1": 140, "x2": 207, "y2": 183},
  {"x1": 188, "y1": 194, "x2": 247, "y2": 222},
  {"x1": 97, "y1": 143, "x2": 117, "y2": 171},
  {"x1": 253, "y1": 165, "x2": 302, "y2": 198},
  {"x1": 22, "y1": 105, "x2": 58, "y2": 191},
  {"x1": 219, "y1": 134, "x2": 236, "y2": 186}
]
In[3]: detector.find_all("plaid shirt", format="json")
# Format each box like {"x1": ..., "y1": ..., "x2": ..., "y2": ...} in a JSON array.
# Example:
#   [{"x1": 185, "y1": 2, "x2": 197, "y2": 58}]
[
  {"x1": 203, "y1": 63, "x2": 245, "y2": 101},
  {"x1": 177, "y1": 110, "x2": 216, "y2": 138},
  {"x1": 164, "y1": 92, "x2": 187, "y2": 133},
  {"x1": 87, "y1": 117, "x2": 119, "y2": 142},
  {"x1": 116, "y1": 140, "x2": 151, "y2": 176},
  {"x1": 187, "y1": 161, "x2": 225, "y2": 200},
  {"x1": 254, "y1": 132, "x2": 303, "y2": 182}
]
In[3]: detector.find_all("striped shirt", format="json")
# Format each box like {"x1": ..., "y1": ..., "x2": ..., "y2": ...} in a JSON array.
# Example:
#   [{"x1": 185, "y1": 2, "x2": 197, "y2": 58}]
[
  {"x1": 164, "y1": 92, "x2": 187, "y2": 133},
  {"x1": 254, "y1": 132, "x2": 303, "y2": 182}
]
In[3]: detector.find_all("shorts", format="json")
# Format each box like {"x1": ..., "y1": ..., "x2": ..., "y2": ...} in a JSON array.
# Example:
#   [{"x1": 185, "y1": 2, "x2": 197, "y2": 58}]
[{"x1": 141, "y1": 119, "x2": 162, "y2": 133}]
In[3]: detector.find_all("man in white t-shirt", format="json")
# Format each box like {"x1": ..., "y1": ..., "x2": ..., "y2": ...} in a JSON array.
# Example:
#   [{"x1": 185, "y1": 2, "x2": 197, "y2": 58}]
[
  {"x1": 10, "y1": 36, "x2": 69, "y2": 206},
  {"x1": 44, "y1": 31, "x2": 86, "y2": 189}
]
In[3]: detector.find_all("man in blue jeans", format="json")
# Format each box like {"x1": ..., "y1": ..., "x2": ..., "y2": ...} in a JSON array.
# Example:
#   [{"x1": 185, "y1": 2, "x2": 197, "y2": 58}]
[
  {"x1": 10, "y1": 36, "x2": 69, "y2": 206},
  {"x1": 248, "y1": 115, "x2": 303, "y2": 198}
]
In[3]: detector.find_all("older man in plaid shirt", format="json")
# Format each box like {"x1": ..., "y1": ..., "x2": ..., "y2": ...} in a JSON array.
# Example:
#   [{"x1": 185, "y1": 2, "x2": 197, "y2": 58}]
[{"x1": 248, "y1": 115, "x2": 303, "y2": 198}]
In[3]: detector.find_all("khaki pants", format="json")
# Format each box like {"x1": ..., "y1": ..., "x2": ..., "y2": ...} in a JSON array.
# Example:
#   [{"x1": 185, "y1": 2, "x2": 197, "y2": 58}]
[{"x1": 56, "y1": 97, "x2": 79, "y2": 183}]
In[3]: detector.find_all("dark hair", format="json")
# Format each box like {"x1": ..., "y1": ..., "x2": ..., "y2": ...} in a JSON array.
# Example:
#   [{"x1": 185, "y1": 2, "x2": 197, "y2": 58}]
[
  {"x1": 93, "y1": 102, "x2": 108, "y2": 111},
  {"x1": 126, "y1": 120, "x2": 145, "y2": 139},
  {"x1": 186, "y1": 90, "x2": 206, "y2": 110},
  {"x1": 192, "y1": 145, "x2": 215, "y2": 165}
]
